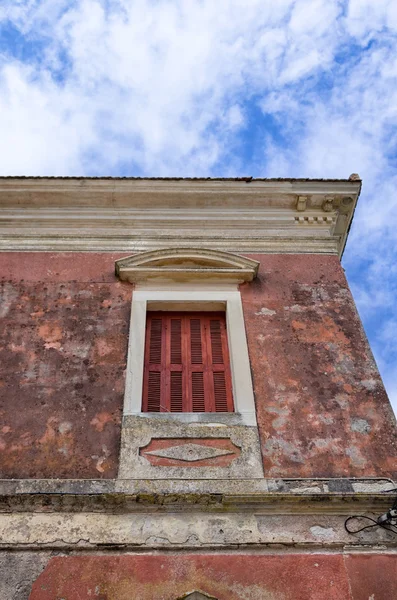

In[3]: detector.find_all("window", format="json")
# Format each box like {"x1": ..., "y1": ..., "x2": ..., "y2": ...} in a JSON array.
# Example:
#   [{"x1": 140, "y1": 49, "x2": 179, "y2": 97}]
[
  {"x1": 142, "y1": 311, "x2": 234, "y2": 413},
  {"x1": 115, "y1": 247, "x2": 260, "y2": 427},
  {"x1": 115, "y1": 248, "x2": 264, "y2": 480},
  {"x1": 122, "y1": 289, "x2": 257, "y2": 426}
]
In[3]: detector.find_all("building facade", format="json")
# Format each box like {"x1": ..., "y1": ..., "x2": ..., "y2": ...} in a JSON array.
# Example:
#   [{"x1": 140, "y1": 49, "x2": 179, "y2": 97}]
[{"x1": 0, "y1": 176, "x2": 396, "y2": 599}]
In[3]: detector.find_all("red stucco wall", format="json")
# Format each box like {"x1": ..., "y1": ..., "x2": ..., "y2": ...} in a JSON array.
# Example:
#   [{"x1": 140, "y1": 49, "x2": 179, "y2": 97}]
[
  {"x1": 241, "y1": 254, "x2": 397, "y2": 478},
  {"x1": 0, "y1": 253, "x2": 130, "y2": 478},
  {"x1": 1, "y1": 252, "x2": 396, "y2": 479},
  {"x1": 30, "y1": 553, "x2": 397, "y2": 600}
]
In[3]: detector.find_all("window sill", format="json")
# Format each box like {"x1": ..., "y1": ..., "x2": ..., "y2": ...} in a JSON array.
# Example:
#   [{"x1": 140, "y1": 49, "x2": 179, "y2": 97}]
[{"x1": 124, "y1": 411, "x2": 257, "y2": 427}]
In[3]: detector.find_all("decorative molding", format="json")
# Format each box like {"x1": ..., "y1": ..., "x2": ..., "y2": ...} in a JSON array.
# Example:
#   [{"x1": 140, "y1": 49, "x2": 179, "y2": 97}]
[
  {"x1": 144, "y1": 443, "x2": 234, "y2": 462},
  {"x1": 139, "y1": 438, "x2": 240, "y2": 467},
  {"x1": 0, "y1": 234, "x2": 341, "y2": 255},
  {"x1": 322, "y1": 195, "x2": 334, "y2": 212},
  {"x1": 296, "y1": 195, "x2": 308, "y2": 211},
  {"x1": 0, "y1": 177, "x2": 361, "y2": 257},
  {"x1": 118, "y1": 416, "x2": 263, "y2": 480},
  {"x1": 0, "y1": 478, "x2": 395, "y2": 550},
  {"x1": 295, "y1": 214, "x2": 334, "y2": 224},
  {"x1": 179, "y1": 592, "x2": 217, "y2": 600},
  {"x1": 0, "y1": 477, "x2": 394, "y2": 504},
  {"x1": 0, "y1": 475, "x2": 394, "y2": 553},
  {"x1": 115, "y1": 247, "x2": 259, "y2": 283}
]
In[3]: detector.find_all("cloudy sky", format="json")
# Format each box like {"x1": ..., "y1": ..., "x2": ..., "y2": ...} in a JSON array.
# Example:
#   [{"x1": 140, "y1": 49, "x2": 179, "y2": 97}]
[{"x1": 0, "y1": 0, "x2": 396, "y2": 412}]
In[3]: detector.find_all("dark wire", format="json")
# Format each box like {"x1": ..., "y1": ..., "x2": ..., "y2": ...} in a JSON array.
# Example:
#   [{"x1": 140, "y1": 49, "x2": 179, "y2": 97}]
[
  {"x1": 344, "y1": 515, "x2": 378, "y2": 534},
  {"x1": 344, "y1": 515, "x2": 397, "y2": 535},
  {"x1": 344, "y1": 490, "x2": 397, "y2": 535}
]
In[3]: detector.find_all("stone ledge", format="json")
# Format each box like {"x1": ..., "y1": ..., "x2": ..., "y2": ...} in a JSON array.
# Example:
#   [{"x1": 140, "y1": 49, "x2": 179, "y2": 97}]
[
  {"x1": 0, "y1": 511, "x2": 395, "y2": 551},
  {"x1": 0, "y1": 478, "x2": 395, "y2": 513}
]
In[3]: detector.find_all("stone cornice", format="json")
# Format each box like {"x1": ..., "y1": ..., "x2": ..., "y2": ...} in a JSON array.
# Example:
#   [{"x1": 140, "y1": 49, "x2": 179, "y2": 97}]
[
  {"x1": 0, "y1": 478, "x2": 395, "y2": 550},
  {"x1": 0, "y1": 177, "x2": 361, "y2": 257},
  {"x1": 0, "y1": 478, "x2": 393, "y2": 511}
]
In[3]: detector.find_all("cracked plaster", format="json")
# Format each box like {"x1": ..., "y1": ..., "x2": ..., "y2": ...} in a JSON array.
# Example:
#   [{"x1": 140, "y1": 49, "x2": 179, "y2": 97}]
[{"x1": 0, "y1": 511, "x2": 395, "y2": 550}]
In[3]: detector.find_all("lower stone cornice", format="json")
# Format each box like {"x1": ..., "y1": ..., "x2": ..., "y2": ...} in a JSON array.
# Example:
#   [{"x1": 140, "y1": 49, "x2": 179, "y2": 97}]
[
  {"x1": 0, "y1": 478, "x2": 394, "y2": 513},
  {"x1": 1, "y1": 478, "x2": 395, "y2": 551}
]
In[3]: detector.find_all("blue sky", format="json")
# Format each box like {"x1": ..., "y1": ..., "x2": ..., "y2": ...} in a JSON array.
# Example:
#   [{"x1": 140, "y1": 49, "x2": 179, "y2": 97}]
[{"x1": 0, "y1": 0, "x2": 396, "y2": 413}]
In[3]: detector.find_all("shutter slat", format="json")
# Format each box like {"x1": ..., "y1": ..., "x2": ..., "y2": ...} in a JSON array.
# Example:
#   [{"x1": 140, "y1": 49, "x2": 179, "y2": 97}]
[
  {"x1": 170, "y1": 371, "x2": 183, "y2": 412},
  {"x1": 147, "y1": 371, "x2": 161, "y2": 412},
  {"x1": 190, "y1": 319, "x2": 203, "y2": 364},
  {"x1": 149, "y1": 318, "x2": 162, "y2": 364},
  {"x1": 210, "y1": 319, "x2": 224, "y2": 364},
  {"x1": 192, "y1": 372, "x2": 205, "y2": 412},
  {"x1": 170, "y1": 318, "x2": 182, "y2": 364},
  {"x1": 213, "y1": 372, "x2": 228, "y2": 412}
]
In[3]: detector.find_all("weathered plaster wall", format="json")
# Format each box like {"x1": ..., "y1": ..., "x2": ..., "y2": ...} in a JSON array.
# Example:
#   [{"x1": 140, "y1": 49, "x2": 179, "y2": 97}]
[
  {"x1": 242, "y1": 254, "x2": 397, "y2": 479},
  {"x1": 0, "y1": 253, "x2": 130, "y2": 478},
  {"x1": 1, "y1": 252, "x2": 396, "y2": 479},
  {"x1": 24, "y1": 553, "x2": 397, "y2": 600},
  {"x1": 0, "y1": 552, "x2": 50, "y2": 600}
]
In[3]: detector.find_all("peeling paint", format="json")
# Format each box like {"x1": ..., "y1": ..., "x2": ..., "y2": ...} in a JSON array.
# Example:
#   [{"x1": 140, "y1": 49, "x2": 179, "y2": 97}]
[
  {"x1": 58, "y1": 422, "x2": 72, "y2": 434},
  {"x1": 283, "y1": 304, "x2": 304, "y2": 312},
  {"x1": 346, "y1": 446, "x2": 368, "y2": 469},
  {"x1": 1, "y1": 252, "x2": 397, "y2": 481},
  {"x1": 351, "y1": 418, "x2": 371, "y2": 434},
  {"x1": 361, "y1": 379, "x2": 378, "y2": 391},
  {"x1": 0, "y1": 282, "x2": 18, "y2": 318},
  {"x1": 310, "y1": 525, "x2": 335, "y2": 539},
  {"x1": 255, "y1": 307, "x2": 276, "y2": 316},
  {"x1": 242, "y1": 254, "x2": 397, "y2": 479},
  {"x1": 0, "y1": 264, "x2": 130, "y2": 479},
  {"x1": 28, "y1": 554, "x2": 356, "y2": 600}
]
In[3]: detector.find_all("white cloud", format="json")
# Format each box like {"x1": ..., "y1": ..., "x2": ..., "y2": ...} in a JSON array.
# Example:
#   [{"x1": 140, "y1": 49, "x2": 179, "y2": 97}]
[
  {"x1": 346, "y1": 0, "x2": 397, "y2": 38},
  {"x1": 0, "y1": 0, "x2": 348, "y2": 174},
  {"x1": 0, "y1": 0, "x2": 396, "y2": 411}
]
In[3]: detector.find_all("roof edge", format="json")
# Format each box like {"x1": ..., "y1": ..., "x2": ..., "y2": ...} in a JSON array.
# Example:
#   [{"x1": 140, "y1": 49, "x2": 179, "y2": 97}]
[{"x1": 0, "y1": 174, "x2": 362, "y2": 183}]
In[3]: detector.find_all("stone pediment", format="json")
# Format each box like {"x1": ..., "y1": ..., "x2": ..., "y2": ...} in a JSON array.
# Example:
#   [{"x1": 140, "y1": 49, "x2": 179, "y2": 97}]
[{"x1": 115, "y1": 248, "x2": 259, "y2": 283}]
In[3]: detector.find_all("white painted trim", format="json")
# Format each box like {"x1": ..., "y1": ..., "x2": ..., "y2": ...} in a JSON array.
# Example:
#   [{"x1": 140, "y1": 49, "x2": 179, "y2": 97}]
[{"x1": 123, "y1": 286, "x2": 257, "y2": 426}]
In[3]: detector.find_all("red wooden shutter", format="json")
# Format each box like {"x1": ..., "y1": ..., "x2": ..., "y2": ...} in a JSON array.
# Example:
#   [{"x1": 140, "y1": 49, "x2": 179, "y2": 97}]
[
  {"x1": 142, "y1": 312, "x2": 234, "y2": 413},
  {"x1": 143, "y1": 316, "x2": 163, "y2": 412}
]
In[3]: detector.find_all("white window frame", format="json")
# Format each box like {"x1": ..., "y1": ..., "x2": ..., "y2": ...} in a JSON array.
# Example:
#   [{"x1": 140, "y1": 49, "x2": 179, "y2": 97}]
[{"x1": 123, "y1": 285, "x2": 257, "y2": 426}]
